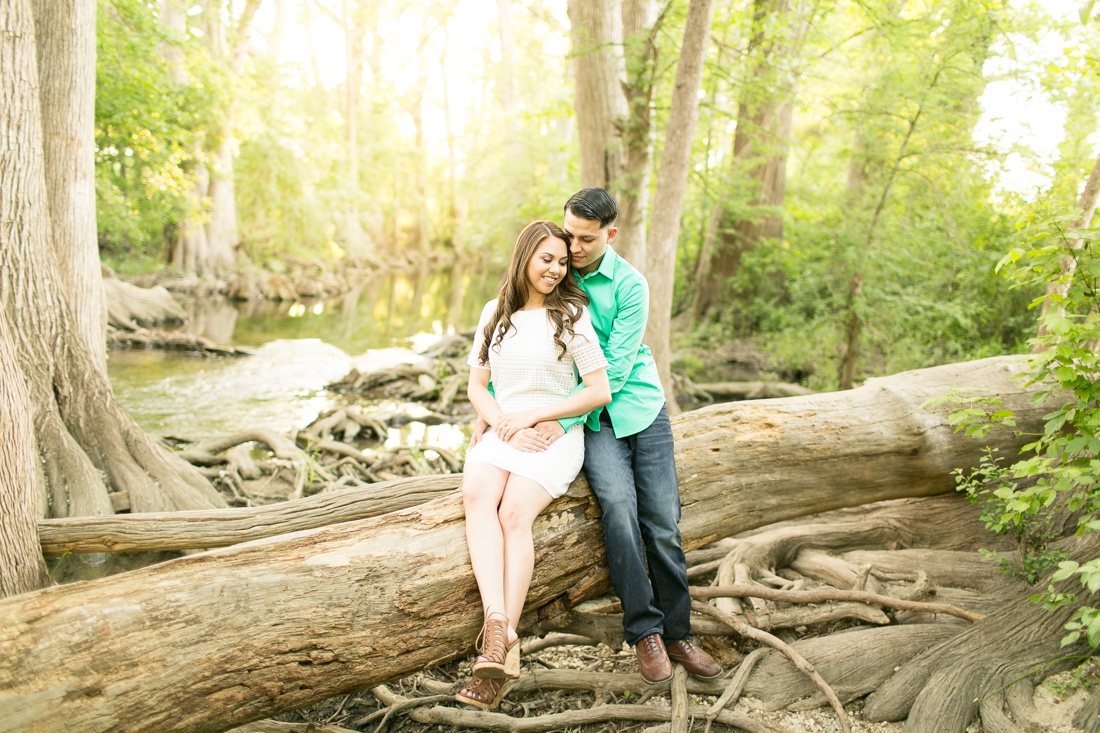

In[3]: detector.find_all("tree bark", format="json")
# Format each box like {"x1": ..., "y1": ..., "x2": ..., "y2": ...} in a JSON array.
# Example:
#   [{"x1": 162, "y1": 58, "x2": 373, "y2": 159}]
[
  {"x1": 615, "y1": 0, "x2": 658, "y2": 270},
  {"x1": 31, "y1": 0, "x2": 106, "y2": 371},
  {"x1": 0, "y1": 314, "x2": 51, "y2": 597},
  {"x1": 1, "y1": 0, "x2": 226, "y2": 518},
  {"x1": 568, "y1": 0, "x2": 633, "y2": 247},
  {"x1": 643, "y1": 0, "x2": 714, "y2": 414},
  {"x1": 0, "y1": 356, "x2": 1052, "y2": 732}
]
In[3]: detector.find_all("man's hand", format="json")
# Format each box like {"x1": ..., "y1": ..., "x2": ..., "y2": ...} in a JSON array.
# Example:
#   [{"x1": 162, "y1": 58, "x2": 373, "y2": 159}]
[
  {"x1": 507, "y1": 428, "x2": 550, "y2": 453},
  {"x1": 533, "y1": 421, "x2": 565, "y2": 444},
  {"x1": 468, "y1": 417, "x2": 490, "y2": 451}
]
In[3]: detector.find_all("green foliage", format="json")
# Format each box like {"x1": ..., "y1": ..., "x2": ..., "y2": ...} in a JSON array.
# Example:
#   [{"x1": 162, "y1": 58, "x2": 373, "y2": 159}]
[
  {"x1": 938, "y1": 203, "x2": 1100, "y2": 647},
  {"x1": 677, "y1": 0, "x2": 1035, "y2": 388},
  {"x1": 95, "y1": 0, "x2": 226, "y2": 267}
]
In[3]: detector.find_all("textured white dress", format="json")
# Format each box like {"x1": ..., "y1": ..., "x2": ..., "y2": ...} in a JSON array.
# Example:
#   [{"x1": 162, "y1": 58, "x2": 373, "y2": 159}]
[{"x1": 466, "y1": 299, "x2": 608, "y2": 498}]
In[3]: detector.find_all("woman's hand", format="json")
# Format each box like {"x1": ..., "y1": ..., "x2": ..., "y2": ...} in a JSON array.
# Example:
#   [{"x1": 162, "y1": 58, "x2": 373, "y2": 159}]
[
  {"x1": 496, "y1": 411, "x2": 539, "y2": 442},
  {"x1": 507, "y1": 427, "x2": 550, "y2": 453},
  {"x1": 468, "y1": 417, "x2": 490, "y2": 450}
]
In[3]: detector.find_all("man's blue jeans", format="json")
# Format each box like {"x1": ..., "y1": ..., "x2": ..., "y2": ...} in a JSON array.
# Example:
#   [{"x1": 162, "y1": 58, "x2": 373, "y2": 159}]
[{"x1": 583, "y1": 405, "x2": 692, "y2": 645}]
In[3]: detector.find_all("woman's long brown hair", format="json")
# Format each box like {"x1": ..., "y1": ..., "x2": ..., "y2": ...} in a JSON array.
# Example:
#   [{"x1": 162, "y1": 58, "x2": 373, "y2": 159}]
[{"x1": 477, "y1": 220, "x2": 589, "y2": 366}]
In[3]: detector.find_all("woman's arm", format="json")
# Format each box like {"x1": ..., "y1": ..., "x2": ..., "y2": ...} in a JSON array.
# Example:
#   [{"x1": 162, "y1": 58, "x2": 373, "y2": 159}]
[
  {"x1": 497, "y1": 368, "x2": 611, "y2": 442},
  {"x1": 466, "y1": 367, "x2": 504, "y2": 428}
]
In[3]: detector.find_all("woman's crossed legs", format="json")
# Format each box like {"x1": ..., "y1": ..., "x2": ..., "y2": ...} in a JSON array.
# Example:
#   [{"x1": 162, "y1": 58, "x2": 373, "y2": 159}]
[
  {"x1": 461, "y1": 459, "x2": 554, "y2": 639},
  {"x1": 458, "y1": 460, "x2": 554, "y2": 707}
]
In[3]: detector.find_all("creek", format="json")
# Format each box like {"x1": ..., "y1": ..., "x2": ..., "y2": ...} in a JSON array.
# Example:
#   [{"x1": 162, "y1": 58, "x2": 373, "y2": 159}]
[{"x1": 107, "y1": 266, "x2": 499, "y2": 451}]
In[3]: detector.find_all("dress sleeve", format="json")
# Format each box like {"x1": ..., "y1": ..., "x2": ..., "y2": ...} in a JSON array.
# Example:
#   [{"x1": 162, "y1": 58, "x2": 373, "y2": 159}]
[
  {"x1": 569, "y1": 306, "x2": 609, "y2": 376},
  {"x1": 466, "y1": 300, "x2": 497, "y2": 371}
]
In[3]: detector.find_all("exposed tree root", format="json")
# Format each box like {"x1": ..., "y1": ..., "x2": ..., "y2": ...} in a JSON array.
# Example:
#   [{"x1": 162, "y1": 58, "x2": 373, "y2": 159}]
[
  {"x1": 863, "y1": 532, "x2": 1100, "y2": 732},
  {"x1": 229, "y1": 721, "x2": 359, "y2": 733},
  {"x1": 102, "y1": 275, "x2": 187, "y2": 329},
  {"x1": 741, "y1": 625, "x2": 961, "y2": 711},
  {"x1": 370, "y1": 683, "x2": 788, "y2": 733},
  {"x1": 328, "y1": 362, "x2": 473, "y2": 416},
  {"x1": 690, "y1": 583, "x2": 984, "y2": 622},
  {"x1": 691, "y1": 600, "x2": 852, "y2": 733}
]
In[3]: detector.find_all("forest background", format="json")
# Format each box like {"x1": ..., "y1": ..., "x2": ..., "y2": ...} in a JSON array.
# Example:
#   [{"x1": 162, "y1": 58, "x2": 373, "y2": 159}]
[{"x1": 96, "y1": 0, "x2": 1099, "y2": 393}]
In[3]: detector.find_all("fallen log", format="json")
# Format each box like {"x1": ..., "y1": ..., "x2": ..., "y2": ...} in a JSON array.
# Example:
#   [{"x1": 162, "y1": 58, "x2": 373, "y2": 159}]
[
  {"x1": 39, "y1": 355, "x2": 1042, "y2": 558},
  {"x1": 693, "y1": 380, "x2": 815, "y2": 400},
  {"x1": 0, "y1": 356, "x2": 1049, "y2": 733},
  {"x1": 37, "y1": 475, "x2": 460, "y2": 555}
]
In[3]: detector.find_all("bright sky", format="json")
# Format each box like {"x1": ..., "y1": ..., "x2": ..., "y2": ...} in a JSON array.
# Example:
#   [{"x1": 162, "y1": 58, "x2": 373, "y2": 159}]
[
  {"x1": 974, "y1": 0, "x2": 1098, "y2": 198},
  {"x1": 253, "y1": 1, "x2": 570, "y2": 161}
]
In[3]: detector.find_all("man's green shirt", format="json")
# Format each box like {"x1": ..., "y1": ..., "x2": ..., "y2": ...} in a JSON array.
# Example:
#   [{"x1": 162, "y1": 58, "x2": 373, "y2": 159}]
[{"x1": 559, "y1": 245, "x2": 665, "y2": 438}]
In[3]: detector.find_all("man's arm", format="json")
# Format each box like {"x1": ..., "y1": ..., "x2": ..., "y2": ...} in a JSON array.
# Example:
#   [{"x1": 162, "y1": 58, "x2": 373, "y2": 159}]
[
  {"x1": 598, "y1": 275, "x2": 649, "y2": 395},
  {"x1": 545, "y1": 277, "x2": 649, "y2": 436}
]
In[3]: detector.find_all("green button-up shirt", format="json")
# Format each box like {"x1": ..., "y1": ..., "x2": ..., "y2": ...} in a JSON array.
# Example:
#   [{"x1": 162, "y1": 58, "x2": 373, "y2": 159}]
[{"x1": 559, "y1": 245, "x2": 665, "y2": 438}]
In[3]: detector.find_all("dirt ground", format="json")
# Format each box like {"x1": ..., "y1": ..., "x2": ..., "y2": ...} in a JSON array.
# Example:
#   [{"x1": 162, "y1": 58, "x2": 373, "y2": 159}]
[{"x1": 273, "y1": 641, "x2": 1097, "y2": 732}]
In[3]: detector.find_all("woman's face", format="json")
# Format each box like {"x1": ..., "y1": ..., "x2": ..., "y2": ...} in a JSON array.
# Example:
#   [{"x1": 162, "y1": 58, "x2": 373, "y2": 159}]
[{"x1": 524, "y1": 235, "x2": 569, "y2": 301}]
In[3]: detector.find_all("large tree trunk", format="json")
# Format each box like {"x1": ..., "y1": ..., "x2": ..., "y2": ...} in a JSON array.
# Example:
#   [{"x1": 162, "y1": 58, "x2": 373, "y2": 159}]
[
  {"x1": 1, "y1": 0, "x2": 226, "y2": 518},
  {"x1": 0, "y1": 356, "x2": 1050, "y2": 732},
  {"x1": 691, "y1": 0, "x2": 806, "y2": 322},
  {"x1": 615, "y1": 0, "x2": 658, "y2": 270},
  {"x1": 31, "y1": 0, "x2": 106, "y2": 370},
  {"x1": 569, "y1": 0, "x2": 641, "y2": 257},
  {"x1": 159, "y1": 0, "x2": 212, "y2": 276},
  {"x1": 643, "y1": 0, "x2": 714, "y2": 415},
  {"x1": 340, "y1": 0, "x2": 368, "y2": 261},
  {"x1": 202, "y1": 0, "x2": 239, "y2": 273},
  {"x1": 0, "y1": 315, "x2": 51, "y2": 597}
]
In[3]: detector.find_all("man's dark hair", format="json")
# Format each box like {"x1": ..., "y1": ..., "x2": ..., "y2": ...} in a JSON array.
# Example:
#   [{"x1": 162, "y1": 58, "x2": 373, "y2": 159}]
[{"x1": 564, "y1": 187, "x2": 618, "y2": 228}]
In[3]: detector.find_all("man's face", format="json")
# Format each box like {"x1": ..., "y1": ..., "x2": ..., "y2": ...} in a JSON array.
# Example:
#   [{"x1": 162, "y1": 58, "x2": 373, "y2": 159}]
[{"x1": 564, "y1": 210, "x2": 616, "y2": 275}]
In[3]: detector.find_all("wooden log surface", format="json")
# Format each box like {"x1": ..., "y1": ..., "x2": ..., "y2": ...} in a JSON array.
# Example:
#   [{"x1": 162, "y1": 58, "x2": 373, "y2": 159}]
[
  {"x1": 37, "y1": 475, "x2": 461, "y2": 555},
  {"x1": 0, "y1": 356, "x2": 1050, "y2": 733}
]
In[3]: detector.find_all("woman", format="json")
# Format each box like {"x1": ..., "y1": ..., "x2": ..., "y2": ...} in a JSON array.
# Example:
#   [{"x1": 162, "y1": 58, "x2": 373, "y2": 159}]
[{"x1": 456, "y1": 220, "x2": 611, "y2": 709}]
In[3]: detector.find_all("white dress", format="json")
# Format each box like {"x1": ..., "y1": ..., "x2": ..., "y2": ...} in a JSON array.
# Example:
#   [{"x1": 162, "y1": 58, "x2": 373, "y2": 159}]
[{"x1": 466, "y1": 299, "x2": 608, "y2": 498}]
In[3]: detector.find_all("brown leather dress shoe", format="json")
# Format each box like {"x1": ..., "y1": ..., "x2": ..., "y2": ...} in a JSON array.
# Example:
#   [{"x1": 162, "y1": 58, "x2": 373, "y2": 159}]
[
  {"x1": 666, "y1": 638, "x2": 723, "y2": 680},
  {"x1": 635, "y1": 632, "x2": 673, "y2": 684}
]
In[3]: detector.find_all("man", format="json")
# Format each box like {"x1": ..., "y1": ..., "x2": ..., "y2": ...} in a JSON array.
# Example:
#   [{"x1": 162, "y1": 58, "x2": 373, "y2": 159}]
[{"x1": 534, "y1": 187, "x2": 722, "y2": 684}]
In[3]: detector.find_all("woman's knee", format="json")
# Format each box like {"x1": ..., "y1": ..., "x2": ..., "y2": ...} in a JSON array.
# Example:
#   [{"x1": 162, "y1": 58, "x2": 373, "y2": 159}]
[
  {"x1": 461, "y1": 474, "x2": 501, "y2": 510},
  {"x1": 497, "y1": 501, "x2": 535, "y2": 537}
]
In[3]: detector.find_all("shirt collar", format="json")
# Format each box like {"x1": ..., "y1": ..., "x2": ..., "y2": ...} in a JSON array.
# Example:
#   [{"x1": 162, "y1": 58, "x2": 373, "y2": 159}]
[{"x1": 578, "y1": 244, "x2": 618, "y2": 281}]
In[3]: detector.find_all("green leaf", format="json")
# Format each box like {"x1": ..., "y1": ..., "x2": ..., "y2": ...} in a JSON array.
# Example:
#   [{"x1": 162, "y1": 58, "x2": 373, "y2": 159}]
[
  {"x1": 1081, "y1": 0, "x2": 1097, "y2": 24},
  {"x1": 1053, "y1": 561, "x2": 1080, "y2": 582}
]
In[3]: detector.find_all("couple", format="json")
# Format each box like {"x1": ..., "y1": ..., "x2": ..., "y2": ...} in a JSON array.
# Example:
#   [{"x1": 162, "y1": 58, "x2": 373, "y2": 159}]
[{"x1": 455, "y1": 188, "x2": 722, "y2": 709}]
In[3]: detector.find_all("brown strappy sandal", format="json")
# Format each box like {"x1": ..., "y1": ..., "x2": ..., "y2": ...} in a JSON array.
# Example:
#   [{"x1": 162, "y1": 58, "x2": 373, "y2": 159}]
[
  {"x1": 455, "y1": 675, "x2": 513, "y2": 710},
  {"x1": 471, "y1": 611, "x2": 520, "y2": 679}
]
